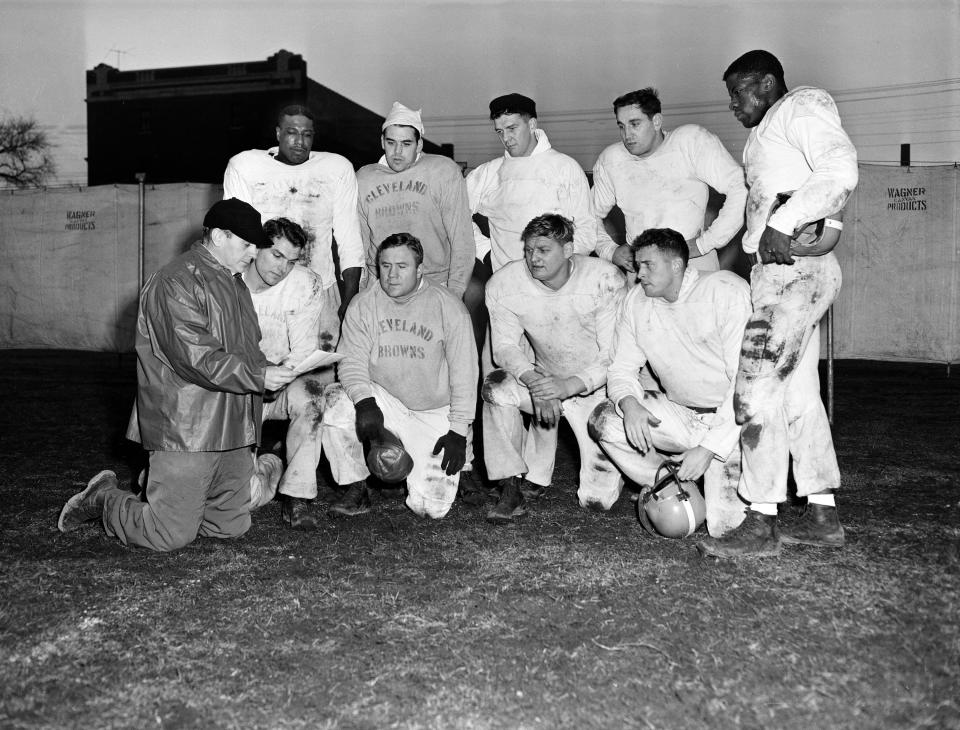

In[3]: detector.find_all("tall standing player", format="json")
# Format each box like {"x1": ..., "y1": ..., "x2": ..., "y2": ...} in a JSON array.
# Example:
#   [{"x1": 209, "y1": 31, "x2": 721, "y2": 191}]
[
  {"x1": 698, "y1": 50, "x2": 858, "y2": 558},
  {"x1": 467, "y1": 93, "x2": 595, "y2": 272},
  {"x1": 592, "y1": 88, "x2": 746, "y2": 274},
  {"x1": 356, "y1": 102, "x2": 475, "y2": 305},
  {"x1": 223, "y1": 104, "x2": 364, "y2": 349}
]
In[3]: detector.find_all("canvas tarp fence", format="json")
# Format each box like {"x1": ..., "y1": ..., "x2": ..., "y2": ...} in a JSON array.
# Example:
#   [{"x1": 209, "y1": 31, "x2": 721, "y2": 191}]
[
  {"x1": 0, "y1": 166, "x2": 958, "y2": 360},
  {"x1": 831, "y1": 164, "x2": 959, "y2": 363},
  {"x1": 0, "y1": 183, "x2": 219, "y2": 351}
]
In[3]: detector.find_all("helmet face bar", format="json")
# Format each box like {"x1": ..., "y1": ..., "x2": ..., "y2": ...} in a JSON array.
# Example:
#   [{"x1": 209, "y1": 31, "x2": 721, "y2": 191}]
[{"x1": 637, "y1": 462, "x2": 706, "y2": 539}]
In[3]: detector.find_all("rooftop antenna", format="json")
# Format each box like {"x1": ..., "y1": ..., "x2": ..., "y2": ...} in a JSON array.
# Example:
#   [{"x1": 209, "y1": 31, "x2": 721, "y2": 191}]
[{"x1": 104, "y1": 47, "x2": 133, "y2": 68}]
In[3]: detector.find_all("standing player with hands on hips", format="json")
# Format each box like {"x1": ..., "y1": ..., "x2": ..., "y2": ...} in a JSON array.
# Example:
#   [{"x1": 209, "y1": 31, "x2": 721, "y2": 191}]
[{"x1": 591, "y1": 88, "x2": 746, "y2": 274}]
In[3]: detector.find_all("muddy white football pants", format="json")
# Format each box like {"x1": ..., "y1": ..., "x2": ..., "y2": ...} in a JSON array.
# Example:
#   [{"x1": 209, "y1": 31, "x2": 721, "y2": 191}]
[
  {"x1": 588, "y1": 394, "x2": 746, "y2": 537},
  {"x1": 481, "y1": 370, "x2": 623, "y2": 509},
  {"x1": 321, "y1": 383, "x2": 460, "y2": 519},
  {"x1": 257, "y1": 370, "x2": 336, "y2": 501},
  {"x1": 735, "y1": 254, "x2": 842, "y2": 504},
  {"x1": 317, "y1": 285, "x2": 341, "y2": 354}
]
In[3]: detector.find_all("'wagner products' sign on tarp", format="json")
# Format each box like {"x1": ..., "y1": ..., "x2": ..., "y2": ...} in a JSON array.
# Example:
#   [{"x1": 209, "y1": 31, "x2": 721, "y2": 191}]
[
  {"x1": 0, "y1": 183, "x2": 219, "y2": 351},
  {"x1": 0, "y1": 167, "x2": 957, "y2": 361},
  {"x1": 831, "y1": 165, "x2": 958, "y2": 363}
]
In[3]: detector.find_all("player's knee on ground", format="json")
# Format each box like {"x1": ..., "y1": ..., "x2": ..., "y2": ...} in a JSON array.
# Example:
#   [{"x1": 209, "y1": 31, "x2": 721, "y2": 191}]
[
  {"x1": 576, "y1": 441, "x2": 623, "y2": 511},
  {"x1": 405, "y1": 467, "x2": 457, "y2": 519},
  {"x1": 481, "y1": 369, "x2": 516, "y2": 407},
  {"x1": 405, "y1": 489, "x2": 455, "y2": 519},
  {"x1": 587, "y1": 399, "x2": 620, "y2": 442},
  {"x1": 577, "y1": 489, "x2": 617, "y2": 512},
  {"x1": 151, "y1": 520, "x2": 206, "y2": 553}
]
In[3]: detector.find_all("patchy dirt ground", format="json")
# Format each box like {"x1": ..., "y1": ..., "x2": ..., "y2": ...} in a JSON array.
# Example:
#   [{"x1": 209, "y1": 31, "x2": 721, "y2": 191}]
[{"x1": 1, "y1": 351, "x2": 958, "y2": 730}]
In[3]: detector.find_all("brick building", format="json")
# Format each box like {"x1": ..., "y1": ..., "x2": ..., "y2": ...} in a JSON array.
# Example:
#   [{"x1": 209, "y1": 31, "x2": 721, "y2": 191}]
[{"x1": 85, "y1": 49, "x2": 452, "y2": 185}]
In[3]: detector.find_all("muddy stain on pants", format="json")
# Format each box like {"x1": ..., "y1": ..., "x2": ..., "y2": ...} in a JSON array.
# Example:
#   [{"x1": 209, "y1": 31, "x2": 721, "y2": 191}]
[
  {"x1": 588, "y1": 395, "x2": 746, "y2": 537},
  {"x1": 322, "y1": 383, "x2": 460, "y2": 519},
  {"x1": 735, "y1": 253, "x2": 842, "y2": 504},
  {"x1": 256, "y1": 370, "x2": 336, "y2": 501},
  {"x1": 482, "y1": 369, "x2": 623, "y2": 509}
]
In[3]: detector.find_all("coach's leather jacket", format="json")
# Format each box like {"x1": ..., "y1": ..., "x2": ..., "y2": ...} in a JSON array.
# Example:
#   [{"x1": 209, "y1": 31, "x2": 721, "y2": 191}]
[{"x1": 126, "y1": 242, "x2": 267, "y2": 452}]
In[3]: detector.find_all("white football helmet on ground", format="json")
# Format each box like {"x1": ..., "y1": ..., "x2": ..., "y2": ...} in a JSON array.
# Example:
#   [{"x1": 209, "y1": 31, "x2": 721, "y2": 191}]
[{"x1": 637, "y1": 462, "x2": 706, "y2": 539}]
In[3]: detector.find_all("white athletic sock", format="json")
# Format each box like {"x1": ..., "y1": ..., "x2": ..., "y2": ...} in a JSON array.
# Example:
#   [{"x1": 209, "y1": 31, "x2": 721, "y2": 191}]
[
  {"x1": 750, "y1": 502, "x2": 778, "y2": 516},
  {"x1": 807, "y1": 492, "x2": 836, "y2": 507}
]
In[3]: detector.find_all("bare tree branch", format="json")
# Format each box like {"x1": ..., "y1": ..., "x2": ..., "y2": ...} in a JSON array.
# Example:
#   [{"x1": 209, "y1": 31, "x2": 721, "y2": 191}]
[{"x1": 0, "y1": 116, "x2": 56, "y2": 188}]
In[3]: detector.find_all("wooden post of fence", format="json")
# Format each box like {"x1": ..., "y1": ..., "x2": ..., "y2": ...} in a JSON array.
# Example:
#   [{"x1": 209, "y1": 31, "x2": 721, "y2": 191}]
[
  {"x1": 828, "y1": 306, "x2": 835, "y2": 425},
  {"x1": 135, "y1": 173, "x2": 146, "y2": 293}
]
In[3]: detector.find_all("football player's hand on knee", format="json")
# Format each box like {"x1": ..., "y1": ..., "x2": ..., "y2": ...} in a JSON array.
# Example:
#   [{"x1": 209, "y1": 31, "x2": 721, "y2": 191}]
[
  {"x1": 532, "y1": 396, "x2": 562, "y2": 428},
  {"x1": 620, "y1": 397, "x2": 659, "y2": 453},
  {"x1": 672, "y1": 445, "x2": 715, "y2": 482},
  {"x1": 432, "y1": 430, "x2": 467, "y2": 475}
]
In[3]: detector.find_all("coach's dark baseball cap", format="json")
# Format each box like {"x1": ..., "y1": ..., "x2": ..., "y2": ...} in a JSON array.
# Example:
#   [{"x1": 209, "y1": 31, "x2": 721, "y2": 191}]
[
  {"x1": 489, "y1": 93, "x2": 537, "y2": 119},
  {"x1": 203, "y1": 199, "x2": 272, "y2": 248}
]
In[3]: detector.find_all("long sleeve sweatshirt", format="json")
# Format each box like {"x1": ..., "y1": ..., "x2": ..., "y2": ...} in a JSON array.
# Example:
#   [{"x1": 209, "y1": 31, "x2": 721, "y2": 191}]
[
  {"x1": 357, "y1": 153, "x2": 475, "y2": 297},
  {"x1": 486, "y1": 255, "x2": 626, "y2": 395},
  {"x1": 466, "y1": 129, "x2": 596, "y2": 271},
  {"x1": 592, "y1": 124, "x2": 747, "y2": 259},
  {"x1": 606, "y1": 268, "x2": 751, "y2": 459},
  {"x1": 741, "y1": 87, "x2": 858, "y2": 254},
  {"x1": 223, "y1": 148, "x2": 364, "y2": 288},
  {"x1": 337, "y1": 278, "x2": 478, "y2": 435}
]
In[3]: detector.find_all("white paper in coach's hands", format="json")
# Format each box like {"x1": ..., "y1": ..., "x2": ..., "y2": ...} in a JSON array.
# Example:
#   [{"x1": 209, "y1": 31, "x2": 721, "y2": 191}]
[{"x1": 289, "y1": 349, "x2": 344, "y2": 375}]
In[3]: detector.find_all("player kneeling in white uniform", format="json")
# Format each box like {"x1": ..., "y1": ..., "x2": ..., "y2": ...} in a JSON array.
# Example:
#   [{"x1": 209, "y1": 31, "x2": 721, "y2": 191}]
[
  {"x1": 587, "y1": 228, "x2": 751, "y2": 537},
  {"x1": 483, "y1": 214, "x2": 626, "y2": 523},
  {"x1": 243, "y1": 217, "x2": 367, "y2": 529},
  {"x1": 323, "y1": 233, "x2": 478, "y2": 519}
]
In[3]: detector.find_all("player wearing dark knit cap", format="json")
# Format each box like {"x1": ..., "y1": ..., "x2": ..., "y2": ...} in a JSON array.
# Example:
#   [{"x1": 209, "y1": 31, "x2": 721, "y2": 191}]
[{"x1": 466, "y1": 93, "x2": 596, "y2": 273}]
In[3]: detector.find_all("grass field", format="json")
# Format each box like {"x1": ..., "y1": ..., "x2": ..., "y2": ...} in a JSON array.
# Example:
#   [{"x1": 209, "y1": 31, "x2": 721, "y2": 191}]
[{"x1": 1, "y1": 350, "x2": 958, "y2": 730}]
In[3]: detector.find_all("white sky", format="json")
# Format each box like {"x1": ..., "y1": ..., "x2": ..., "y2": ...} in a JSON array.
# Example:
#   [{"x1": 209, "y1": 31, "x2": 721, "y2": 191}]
[{"x1": 2, "y1": 0, "x2": 958, "y2": 184}]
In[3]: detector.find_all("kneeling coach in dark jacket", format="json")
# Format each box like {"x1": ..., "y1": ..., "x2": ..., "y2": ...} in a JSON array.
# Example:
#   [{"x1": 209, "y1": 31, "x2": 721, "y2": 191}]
[{"x1": 58, "y1": 198, "x2": 297, "y2": 551}]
